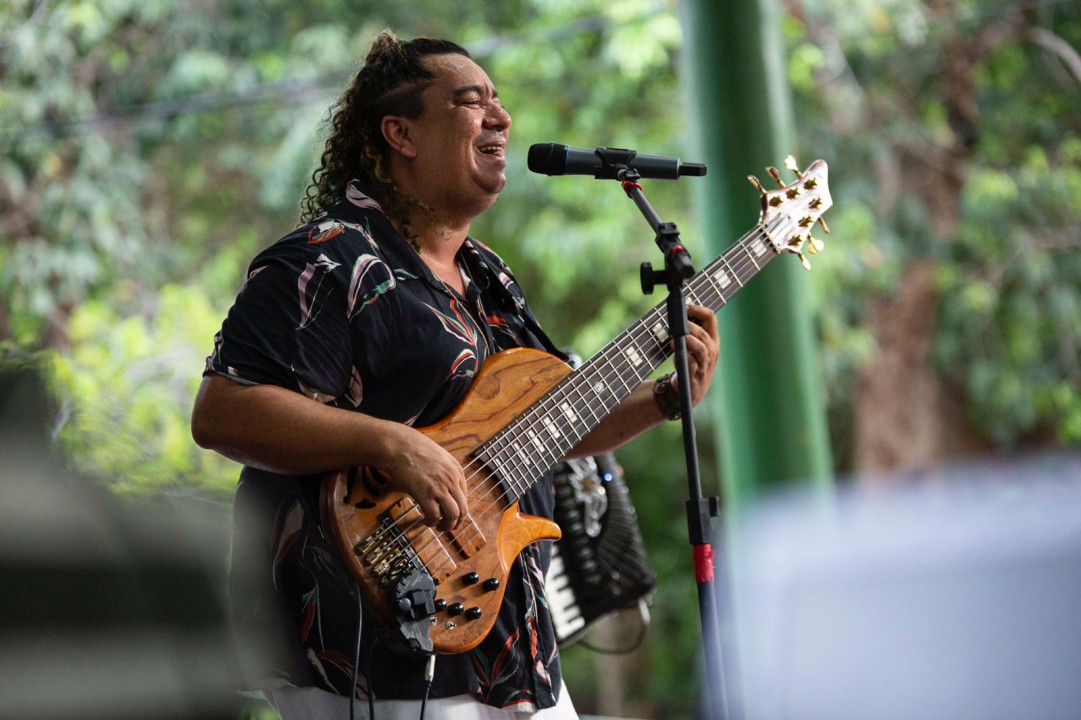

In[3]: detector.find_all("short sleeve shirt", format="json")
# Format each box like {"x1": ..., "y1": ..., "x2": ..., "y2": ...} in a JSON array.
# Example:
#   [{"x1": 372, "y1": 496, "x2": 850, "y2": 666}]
[{"x1": 209, "y1": 182, "x2": 566, "y2": 710}]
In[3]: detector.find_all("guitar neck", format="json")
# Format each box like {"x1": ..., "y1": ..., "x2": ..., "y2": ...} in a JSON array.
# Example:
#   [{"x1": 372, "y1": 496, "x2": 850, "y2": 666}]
[{"x1": 476, "y1": 224, "x2": 778, "y2": 501}]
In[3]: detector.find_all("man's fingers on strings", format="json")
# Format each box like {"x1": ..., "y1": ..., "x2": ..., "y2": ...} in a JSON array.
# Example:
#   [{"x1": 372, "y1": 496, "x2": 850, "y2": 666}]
[
  {"x1": 437, "y1": 502, "x2": 461, "y2": 532},
  {"x1": 418, "y1": 497, "x2": 444, "y2": 527},
  {"x1": 449, "y1": 482, "x2": 470, "y2": 530}
]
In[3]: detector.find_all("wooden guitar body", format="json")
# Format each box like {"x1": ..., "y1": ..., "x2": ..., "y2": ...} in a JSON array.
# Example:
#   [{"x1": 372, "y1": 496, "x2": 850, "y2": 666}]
[
  {"x1": 318, "y1": 157, "x2": 833, "y2": 656},
  {"x1": 321, "y1": 348, "x2": 571, "y2": 654}
]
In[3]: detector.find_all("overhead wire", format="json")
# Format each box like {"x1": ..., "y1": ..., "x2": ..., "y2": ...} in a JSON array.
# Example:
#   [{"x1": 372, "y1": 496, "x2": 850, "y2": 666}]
[
  {"x1": 3, "y1": 0, "x2": 1075, "y2": 149},
  {"x1": 0, "y1": 14, "x2": 620, "y2": 149}
]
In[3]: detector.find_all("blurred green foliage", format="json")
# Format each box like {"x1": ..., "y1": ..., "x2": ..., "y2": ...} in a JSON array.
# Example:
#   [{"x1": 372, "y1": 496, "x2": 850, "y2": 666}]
[
  {"x1": 50, "y1": 284, "x2": 239, "y2": 494},
  {"x1": 787, "y1": 0, "x2": 1081, "y2": 461},
  {"x1": 3, "y1": 0, "x2": 1081, "y2": 716}
]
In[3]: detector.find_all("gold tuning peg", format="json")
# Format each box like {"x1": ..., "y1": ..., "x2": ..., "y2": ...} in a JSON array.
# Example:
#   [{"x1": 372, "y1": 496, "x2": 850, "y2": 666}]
[
  {"x1": 816, "y1": 217, "x2": 831, "y2": 234},
  {"x1": 766, "y1": 166, "x2": 786, "y2": 187},
  {"x1": 786, "y1": 234, "x2": 812, "y2": 269},
  {"x1": 783, "y1": 155, "x2": 803, "y2": 178},
  {"x1": 807, "y1": 234, "x2": 824, "y2": 255},
  {"x1": 747, "y1": 175, "x2": 767, "y2": 194}
]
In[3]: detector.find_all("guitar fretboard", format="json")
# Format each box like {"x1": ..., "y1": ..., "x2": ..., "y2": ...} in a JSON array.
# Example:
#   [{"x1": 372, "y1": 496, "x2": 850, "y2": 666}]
[{"x1": 475, "y1": 217, "x2": 795, "y2": 502}]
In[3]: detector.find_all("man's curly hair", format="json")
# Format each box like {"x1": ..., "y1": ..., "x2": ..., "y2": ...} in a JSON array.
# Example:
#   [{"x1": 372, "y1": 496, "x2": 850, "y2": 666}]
[{"x1": 300, "y1": 31, "x2": 471, "y2": 233}]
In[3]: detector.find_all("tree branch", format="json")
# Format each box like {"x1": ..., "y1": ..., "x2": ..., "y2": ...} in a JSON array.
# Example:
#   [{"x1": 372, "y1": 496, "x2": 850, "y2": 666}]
[{"x1": 1024, "y1": 26, "x2": 1081, "y2": 86}]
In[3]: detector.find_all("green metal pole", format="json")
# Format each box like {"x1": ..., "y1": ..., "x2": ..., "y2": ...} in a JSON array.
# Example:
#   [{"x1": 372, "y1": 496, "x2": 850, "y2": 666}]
[{"x1": 680, "y1": 0, "x2": 833, "y2": 510}]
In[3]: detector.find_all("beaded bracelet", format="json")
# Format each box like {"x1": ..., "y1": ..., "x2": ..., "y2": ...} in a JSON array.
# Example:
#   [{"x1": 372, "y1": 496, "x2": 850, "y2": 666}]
[{"x1": 653, "y1": 372, "x2": 682, "y2": 421}]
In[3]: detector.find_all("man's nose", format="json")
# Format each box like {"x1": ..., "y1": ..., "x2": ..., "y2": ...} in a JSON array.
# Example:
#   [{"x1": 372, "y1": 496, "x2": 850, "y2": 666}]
[{"x1": 487, "y1": 102, "x2": 511, "y2": 131}]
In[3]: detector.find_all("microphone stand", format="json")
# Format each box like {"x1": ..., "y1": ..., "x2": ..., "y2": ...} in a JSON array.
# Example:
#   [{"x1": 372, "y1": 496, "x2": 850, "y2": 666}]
[{"x1": 613, "y1": 162, "x2": 731, "y2": 720}]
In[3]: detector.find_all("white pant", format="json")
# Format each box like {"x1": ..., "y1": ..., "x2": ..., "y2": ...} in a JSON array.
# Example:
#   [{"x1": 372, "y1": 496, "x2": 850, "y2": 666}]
[{"x1": 265, "y1": 685, "x2": 578, "y2": 720}]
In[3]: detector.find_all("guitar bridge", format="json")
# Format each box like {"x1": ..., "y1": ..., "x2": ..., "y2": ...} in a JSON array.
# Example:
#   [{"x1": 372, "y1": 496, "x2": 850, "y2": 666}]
[
  {"x1": 354, "y1": 511, "x2": 420, "y2": 587},
  {"x1": 354, "y1": 502, "x2": 457, "y2": 587}
]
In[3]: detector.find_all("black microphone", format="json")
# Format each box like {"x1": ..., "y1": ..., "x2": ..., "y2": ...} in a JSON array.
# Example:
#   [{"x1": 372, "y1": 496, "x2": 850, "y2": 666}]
[{"x1": 527, "y1": 143, "x2": 707, "y2": 180}]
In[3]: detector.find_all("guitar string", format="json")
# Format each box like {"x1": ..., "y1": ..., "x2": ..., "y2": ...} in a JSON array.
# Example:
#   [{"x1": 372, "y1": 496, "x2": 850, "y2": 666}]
[
  {"x1": 359, "y1": 307, "x2": 667, "y2": 577},
  {"x1": 358, "y1": 203, "x2": 806, "y2": 578},
  {"x1": 356, "y1": 228, "x2": 773, "y2": 577},
  {"x1": 354, "y1": 276, "x2": 681, "y2": 575},
  {"x1": 357, "y1": 221, "x2": 788, "y2": 577},
  {"x1": 356, "y1": 196, "x2": 810, "y2": 578}
]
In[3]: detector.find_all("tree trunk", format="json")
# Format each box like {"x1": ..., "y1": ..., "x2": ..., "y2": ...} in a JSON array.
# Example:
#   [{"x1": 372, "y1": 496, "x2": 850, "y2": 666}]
[
  {"x1": 853, "y1": 261, "x2": 981, "y2": 476},
  {"x1": 853, "y1": 0, "x2": 1004, "y2": 477}
]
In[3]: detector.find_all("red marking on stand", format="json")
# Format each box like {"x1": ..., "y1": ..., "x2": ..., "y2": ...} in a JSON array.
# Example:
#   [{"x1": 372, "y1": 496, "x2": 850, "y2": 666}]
[{"x1": 693, "y1": 544, "x2": 715, "y2": 583}]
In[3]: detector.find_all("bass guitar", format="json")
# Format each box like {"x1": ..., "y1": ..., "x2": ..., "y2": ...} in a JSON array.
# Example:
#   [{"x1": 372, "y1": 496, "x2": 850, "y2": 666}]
[{"x1": 320, "y1": 157, "x2": 832, "y2": 655}]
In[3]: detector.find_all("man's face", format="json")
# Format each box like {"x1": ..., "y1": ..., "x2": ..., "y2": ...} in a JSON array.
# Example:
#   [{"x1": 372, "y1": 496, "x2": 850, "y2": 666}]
[{"x1": 399, "y1": 53, "x2": 513, "y2": 220}]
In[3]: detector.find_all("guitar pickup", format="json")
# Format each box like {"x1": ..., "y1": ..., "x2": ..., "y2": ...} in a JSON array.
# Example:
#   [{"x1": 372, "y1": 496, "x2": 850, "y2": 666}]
[
  {"x1": 387, "y1": 499, "x2": 458, "y2": 584},
  {"x1": 446, "y1": 514, "x2": 485, "y2": 558}
]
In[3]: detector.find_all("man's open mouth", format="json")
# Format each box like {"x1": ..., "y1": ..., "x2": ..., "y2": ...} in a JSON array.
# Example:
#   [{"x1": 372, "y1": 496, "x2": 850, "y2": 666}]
[{"x1": 477, "y1": 143, "x2": 505, "y2": 157}]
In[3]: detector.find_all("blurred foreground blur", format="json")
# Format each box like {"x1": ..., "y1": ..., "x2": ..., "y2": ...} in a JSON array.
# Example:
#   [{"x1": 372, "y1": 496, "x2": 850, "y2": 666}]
[
  {"x1": 0, "y1": 366, "x2": 243, "y2": 720},
  {"x1": 6, "y1": 360, "x2": 1081, "y2": 720},
  {"x1": 729, "y1": 454, "x2": 1081, "y2": 720}
]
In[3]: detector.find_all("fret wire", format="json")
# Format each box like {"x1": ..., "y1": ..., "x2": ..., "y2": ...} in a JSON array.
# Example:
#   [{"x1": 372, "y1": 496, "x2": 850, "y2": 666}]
[
  {"x1": 747, "y1": 241, "x2": 766, "y2": 278},
  {"x1": 539, "y1": 392, "x2": 577, "y2": 457},
  {"x1": 623, "y1": 337, "x2": 654, "y2": 383},
  {"x1": 400, "y1": 227, "x2": 780, "y2": 536},
  {"x1": 495, "y1": 443, "x2": 523, "y2": 500},
  {"x1": 535, "y1": 392, "x2": 574, "y2": 460},
  {"x1": 504, "y1": 435, "x2": 531, "y2": 498},
  {"x1": 720, "y1": 255, "x2": 744, "y2": 288},
  {"x1": 402, "y1": 217, "x2": 782, "y2": 538},
  {"x1": 476, "y1": 437, "x2": 506, "y2": 487},
  {"x1": 523, "y1": 426, "x2": 547, "y2": 472},
  {"x1": 609, "y1": 353, "x2": 634, "y2": 391},
  {"x1": 605, "y1": 352, "x2": 634, "y2": 396},
  {"x1": 540, "y1": 389, "x2": 575, "y2": 451},
  {"x1": 689, "y1": 277, "x2": 718, "y2": 308},
  {"x1": 700, "y1": 268, "x2": 726, "y2": 301},
  {"x1": 480, "y1": 226, "x2": 784, "y2": 505},
  {"x1": 739, "y1": 233, "x2": 766, "y2": 278},
  {"x1": 575, "y1": 370, "x2": 605, "y2": 428},
  {"x1": 714, "y1": 242, "x2": 755, "y2": 298},
  {"x1": 503, "y1": 385, "x2": 580, "y2": 489},
  {"x1": 633, "y1": 324, "x2": 665, "y2": 368},
  {"x1": 741, "y1": 240, "x2": 761, "y2": 272},
  {"x1": 491, "y1": 432, "x2": 529, "y2": 500},
  {"x1": 515, "y1": 427, "x2": 548, "y2": 489}
]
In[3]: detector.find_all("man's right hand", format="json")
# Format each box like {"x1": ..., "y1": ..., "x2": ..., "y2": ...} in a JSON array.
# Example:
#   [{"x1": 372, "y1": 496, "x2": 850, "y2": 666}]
[
  {"x1": 381, "y1": 424, "x2": 470, "y2": 533},
  {"x1": 192, "y1": 374, "x2": 469, "y2": 533}
]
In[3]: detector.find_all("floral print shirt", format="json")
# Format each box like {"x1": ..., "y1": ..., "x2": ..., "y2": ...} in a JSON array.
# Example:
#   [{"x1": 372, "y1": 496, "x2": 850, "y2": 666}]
[{"x1": 208, "y1": 183, "x2": 566, "y2": 710}]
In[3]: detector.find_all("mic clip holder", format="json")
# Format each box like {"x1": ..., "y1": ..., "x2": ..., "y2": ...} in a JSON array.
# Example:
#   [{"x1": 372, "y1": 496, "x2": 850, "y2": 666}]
[
  {"x1": 593, "y1": 147, "x2": 640, "y2": 180},
  {"x1": 639, "y1": 222, "x2": 693, "y2": 295},
  {"x1": 614, "y1": 168, "x2": 696, "y2": 290}
]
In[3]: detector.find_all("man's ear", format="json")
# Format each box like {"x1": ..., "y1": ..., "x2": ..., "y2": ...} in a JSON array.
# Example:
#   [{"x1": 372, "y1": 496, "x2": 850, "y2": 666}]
[{"x1": 381, "y1": 116, "x2": 417, "y2": 160}]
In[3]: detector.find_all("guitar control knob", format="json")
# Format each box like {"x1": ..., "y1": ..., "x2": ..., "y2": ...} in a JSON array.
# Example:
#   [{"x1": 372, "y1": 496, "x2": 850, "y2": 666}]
[
  {"x1": 465, "y1": 607, "x2": 483, "y2": 621},
  {"x1": 447, "y1": 603, "x2": 464, "y2": 616},
  {"x1": 482, "y1": 578, "x2": 500, "y2": 592},
  {"x1": 462, "y1": 572, "x2": 480, "y2": 586},
  {"x1": 434, "y1": 599, "x2": 447, "y2": 612}
]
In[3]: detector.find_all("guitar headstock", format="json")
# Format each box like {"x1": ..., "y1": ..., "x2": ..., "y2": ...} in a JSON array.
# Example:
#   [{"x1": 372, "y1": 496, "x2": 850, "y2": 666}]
[{"x1": 749, "y1": 156, "x2": 832, "y2": 269}]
